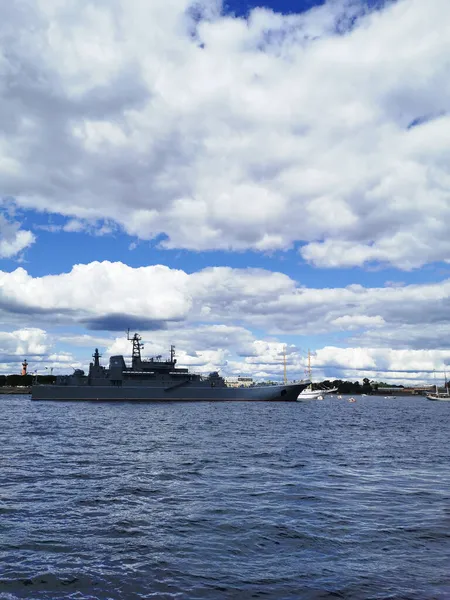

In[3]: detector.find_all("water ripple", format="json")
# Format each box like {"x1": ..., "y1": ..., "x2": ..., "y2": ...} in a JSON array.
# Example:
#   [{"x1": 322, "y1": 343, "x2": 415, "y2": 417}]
[{"x1": 0, "y1": 395, "x2": 449, "y2": 599}]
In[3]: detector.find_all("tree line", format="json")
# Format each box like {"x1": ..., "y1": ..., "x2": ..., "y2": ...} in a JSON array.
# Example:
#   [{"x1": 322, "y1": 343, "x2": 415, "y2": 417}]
[
  {"x1": 0, "y1": 374, "x2": 56, "y2": 387},
  {"x1": 258, "y1": 378, "x2": 404, "y2": 393},
  {"x1": 318, "y1": 378, "x2": 405, "y2": 394},
  {"x1": 317, "y1": 378, "x2": 372, "y2": 394}
]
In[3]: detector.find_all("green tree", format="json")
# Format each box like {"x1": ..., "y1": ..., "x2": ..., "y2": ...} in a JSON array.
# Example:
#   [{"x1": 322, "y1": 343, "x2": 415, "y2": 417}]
[
  {"x1": 362, "y1": 378, "x2": 373, "y2": 394},
  {"x1": 6, "y1": 374, "x2": 33, "y2": 386}
]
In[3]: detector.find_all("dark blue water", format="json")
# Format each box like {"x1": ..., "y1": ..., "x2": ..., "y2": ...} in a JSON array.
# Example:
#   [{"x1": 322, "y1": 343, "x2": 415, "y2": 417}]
[{"x1": 1, "y1": 395, "x2": 449, "y2": 600}]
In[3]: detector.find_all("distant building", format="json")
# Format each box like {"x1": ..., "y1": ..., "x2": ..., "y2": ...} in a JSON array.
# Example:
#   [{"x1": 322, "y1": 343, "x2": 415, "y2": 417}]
[
  {"x1": 225, "y1": 376, "x2": 254, "y2": 388},
  {"x1": 372, "y1": 386, "x2": 434, "y2": 395}
]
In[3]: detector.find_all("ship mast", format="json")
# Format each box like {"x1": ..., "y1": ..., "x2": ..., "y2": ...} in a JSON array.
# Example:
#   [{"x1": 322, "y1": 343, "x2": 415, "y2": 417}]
[
  {"x1": 127, "y1": 329, "x2": 144, "y2": 368},
  {"x1": 92, "y1": 348, "x2": 101, "y2": 367},
  {"x1": 307, "y1": 349, "x2": 312, "y2": 380},
  {"x1": 283, "y1": 345, "x2": 287, "y2": 384}
]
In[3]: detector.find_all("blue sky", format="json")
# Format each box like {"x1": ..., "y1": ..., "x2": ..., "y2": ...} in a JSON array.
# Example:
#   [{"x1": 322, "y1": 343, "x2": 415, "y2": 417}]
[
  {"x1": 225, "y1": 0, "x2": 325, "y2": 16},
  {"x1": 0, "y1": 0, "x2": 449, "y2": 383}
]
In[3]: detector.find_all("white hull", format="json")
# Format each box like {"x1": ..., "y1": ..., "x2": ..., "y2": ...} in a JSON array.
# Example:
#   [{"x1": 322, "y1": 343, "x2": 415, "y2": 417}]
[
  {"x1": 426, "y1": 394, "x2": 450, "y2": 401},
  {"x1": 297, "y1": 391, "x2": 324, "y2": 400},
  {"x1": 296, "y1": 387, "x2": 338, "y2": 401}
]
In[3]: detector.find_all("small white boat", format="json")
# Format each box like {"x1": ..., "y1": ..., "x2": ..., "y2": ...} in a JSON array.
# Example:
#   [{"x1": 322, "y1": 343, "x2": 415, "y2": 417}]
[
  {"x1": 296, "y1": 386, "x2": 337, "y2": 401},
  {"x1": 297, "y1": 387, "x2": 328, "y2": 400}
]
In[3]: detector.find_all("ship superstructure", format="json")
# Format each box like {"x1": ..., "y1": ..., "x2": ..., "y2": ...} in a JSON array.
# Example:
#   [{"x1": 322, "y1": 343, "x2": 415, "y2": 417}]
[{"x1": 32, "y1": 332, "x2": 309, "y2": 401}]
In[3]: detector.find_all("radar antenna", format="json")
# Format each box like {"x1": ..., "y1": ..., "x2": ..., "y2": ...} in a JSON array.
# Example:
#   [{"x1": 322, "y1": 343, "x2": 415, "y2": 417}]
[
  {"x1": 92, "y1": 348, "x2": 101, "y2": 367},
  {"x1": 127, "y1": 329, "x2": 144, "y2": 366}
]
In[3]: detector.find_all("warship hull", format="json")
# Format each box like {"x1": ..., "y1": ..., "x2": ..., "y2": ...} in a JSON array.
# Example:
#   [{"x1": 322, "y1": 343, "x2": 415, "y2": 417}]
[{"x1": 31, "y1": 382, "x2": 307, "y2": 402}]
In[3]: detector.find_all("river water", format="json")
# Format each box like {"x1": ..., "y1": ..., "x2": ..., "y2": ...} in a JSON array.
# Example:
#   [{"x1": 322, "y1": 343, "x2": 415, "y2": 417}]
[{"x1": 0, "y1": 394, "x2": 449, "y2": 599}]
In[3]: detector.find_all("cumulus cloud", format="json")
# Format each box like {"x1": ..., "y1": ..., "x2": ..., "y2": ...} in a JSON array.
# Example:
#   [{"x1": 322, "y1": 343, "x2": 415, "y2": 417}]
[
  {"x1": 1, "y1": 0, "x2": 449, "y2": 268},
  {"x1": 351, "y1": 323, "x2": 450, "y2": 350},
  {"x1": 0, "y1": 327, "x2": 48, "y2": 364},
  {"x1": 1, "y1": 260, "x2": 450, "y2": 381},
  {"x1": 0, "y1": 261, "x2": 191, "y2": 326},
  {"x1": 0, "y1": 328, "x2": 85, "y2": 374},
  {"x1": 1, "y1": 261, "x2": 450, "y2": 342},
  {"x1": 330, "y1": 315, "x2": 385, "y2": 330},
  {"x1": 0, "y1": 213, "x2": 35, "y2": 258},
  {"x1": 0, "y1": 261, "x2": 296, "y2": 331},
  {"x1": 314, "y1": 346, "x2": 450, "y2": 374}
]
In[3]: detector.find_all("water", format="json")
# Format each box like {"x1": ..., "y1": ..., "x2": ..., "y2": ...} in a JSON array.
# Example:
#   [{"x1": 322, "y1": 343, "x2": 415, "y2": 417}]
[{"x1": 1, "y1": 395, "x2": 449, "y2": 600}]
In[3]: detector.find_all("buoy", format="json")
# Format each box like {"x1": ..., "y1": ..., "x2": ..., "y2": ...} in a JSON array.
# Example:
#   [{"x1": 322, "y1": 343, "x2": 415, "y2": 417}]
[
  {"x1": 317, "y1": 395, "x2": 324, "y2": 400},
  {"x1": 349, "y1": 397, "x2": 356, "y2": 403},
  {"x1": 337, "y1": 395, "x2": 342, "y2": 399}
]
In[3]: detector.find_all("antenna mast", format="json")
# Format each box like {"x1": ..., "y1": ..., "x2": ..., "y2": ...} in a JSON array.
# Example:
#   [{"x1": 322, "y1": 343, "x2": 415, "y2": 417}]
[
  {"x1": 127, "y1": 329, "x2": 144, "y2": 366},
  {"x1": 92, "y1": 348, "x2": 101, "y2": 367}
]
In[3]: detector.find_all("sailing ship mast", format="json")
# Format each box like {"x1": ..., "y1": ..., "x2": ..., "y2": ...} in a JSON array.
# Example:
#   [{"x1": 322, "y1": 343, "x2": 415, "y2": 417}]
[
  {"x1": 433, "y1": 369, "x2": 439, "y2": 397},
  {"x1": 283, "y1": 345, "x2": 287, "y2": 384}
]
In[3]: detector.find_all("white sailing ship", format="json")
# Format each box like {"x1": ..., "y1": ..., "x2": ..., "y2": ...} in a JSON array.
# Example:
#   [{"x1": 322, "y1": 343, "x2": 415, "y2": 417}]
[
  {"x1": 296, "y1": 350, "x2": 337, "y2": 401},
  {"x1": 426, "y1": 370, "x2": 450, "y2": 401}
]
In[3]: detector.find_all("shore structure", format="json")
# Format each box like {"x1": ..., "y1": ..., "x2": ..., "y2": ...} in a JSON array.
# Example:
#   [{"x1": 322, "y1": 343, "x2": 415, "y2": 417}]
[
  {"x1": 224, "y1": 376, "x2": 254, "y2": 388},
  {"x1": 31, "y1": 332, "x2": 310, "y2": 402},
  {"x1": 0, "y1": 386, "x2": 31, "y2": 395}
]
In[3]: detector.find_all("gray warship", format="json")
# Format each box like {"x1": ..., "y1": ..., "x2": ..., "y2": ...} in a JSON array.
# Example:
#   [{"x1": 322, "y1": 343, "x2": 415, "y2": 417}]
[{"x1": 31, "y1": 332, "x2": 309, "y2": 402}]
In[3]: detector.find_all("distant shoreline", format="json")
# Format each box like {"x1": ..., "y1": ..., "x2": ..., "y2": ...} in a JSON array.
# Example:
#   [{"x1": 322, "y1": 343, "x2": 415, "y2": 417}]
[{"x1": 0, "y1": 387, "x2": 31, "y2": 395}]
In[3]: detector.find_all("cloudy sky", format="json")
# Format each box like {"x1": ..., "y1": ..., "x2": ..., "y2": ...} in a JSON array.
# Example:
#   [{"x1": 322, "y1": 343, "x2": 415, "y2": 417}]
[{"x1": 1, "y1": 0, "x2": 449, "y2": 384}]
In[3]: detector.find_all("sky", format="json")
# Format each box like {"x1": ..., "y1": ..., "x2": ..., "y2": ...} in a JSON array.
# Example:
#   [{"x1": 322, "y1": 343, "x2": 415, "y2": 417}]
[{"x1": 1, "y1": 0, "x2": 450, "y2": 385}]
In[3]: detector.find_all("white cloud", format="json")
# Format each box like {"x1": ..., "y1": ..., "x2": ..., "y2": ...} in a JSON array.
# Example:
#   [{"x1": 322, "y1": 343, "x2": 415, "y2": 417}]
[
  {"x1": 330, "y1": 314, "x2": 385, "y2": 330},
  {"x1": 0, "y1": 328, "x2": 84, "y2": 374},
  {"x1": 0, "y1": 214, "x2": 35, "y2": 258},
  {"x1": 312, "y1": 346, "x2": 450, "y2": 382},
  {"x1": 0, "y1": 328, "x2": 49, "y2": 359},
  {"x1": 0, "y1": 261, "x2": 191, "y2": 326},
  {"x1": 1, "y1": 0, "x2": 449, "y2": 268},
  {"x1": 352, "y1": 322, "x2": 450, "y2": 351},
  {"x1": 1, "y1": 261, "x2": 450, "y2": 343},
  {"x1": 0, "y1": 259, "x2": 450, "y2": 382}
]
